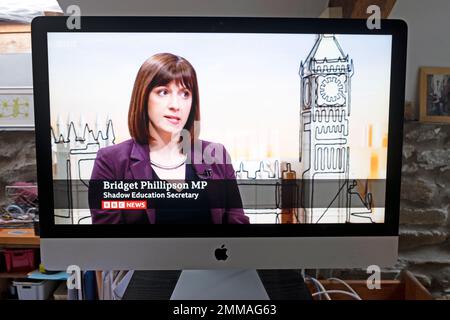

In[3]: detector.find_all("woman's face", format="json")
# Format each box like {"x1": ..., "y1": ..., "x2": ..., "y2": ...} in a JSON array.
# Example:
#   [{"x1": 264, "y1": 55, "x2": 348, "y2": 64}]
[{"x1": 147, "y1": 80, "x2": 192, "y2": 138}]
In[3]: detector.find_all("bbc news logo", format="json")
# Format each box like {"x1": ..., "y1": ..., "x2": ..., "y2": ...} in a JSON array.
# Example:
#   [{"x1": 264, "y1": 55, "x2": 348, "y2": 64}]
[{"x1": 102, "y1": 200, "x2": 147, "y2": 210}]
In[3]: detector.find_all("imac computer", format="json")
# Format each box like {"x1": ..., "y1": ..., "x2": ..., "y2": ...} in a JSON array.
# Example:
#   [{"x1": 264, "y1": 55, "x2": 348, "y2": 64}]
[{"x1": 32, "y1": 17, "x2": 407, "y2": 298}]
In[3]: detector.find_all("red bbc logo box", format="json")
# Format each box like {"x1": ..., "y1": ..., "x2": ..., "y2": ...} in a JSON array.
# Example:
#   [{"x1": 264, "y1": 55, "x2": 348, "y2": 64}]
[{"x1": 102, "y1": 200, "x2": 147, "y2": 210}]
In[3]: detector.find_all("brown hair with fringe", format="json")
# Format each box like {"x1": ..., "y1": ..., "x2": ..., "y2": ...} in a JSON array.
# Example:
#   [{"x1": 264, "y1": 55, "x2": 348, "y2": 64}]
[{"x1": 128, "y1": 53, "x2": 200, "y2": 144}]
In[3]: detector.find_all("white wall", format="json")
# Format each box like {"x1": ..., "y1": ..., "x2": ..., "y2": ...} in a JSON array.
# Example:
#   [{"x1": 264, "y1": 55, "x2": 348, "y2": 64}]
[
  {"x1": 390, "y1": 0, "x2": 450, "y2": 112},
  {"x1": 0, "y1": 53, "x2": 32, "y2": 86}
]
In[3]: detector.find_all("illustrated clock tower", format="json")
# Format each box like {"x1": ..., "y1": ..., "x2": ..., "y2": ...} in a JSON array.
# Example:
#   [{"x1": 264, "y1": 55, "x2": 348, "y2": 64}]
[{"x1": 299, "y1": 34, "x2": 354, "y2": 223}]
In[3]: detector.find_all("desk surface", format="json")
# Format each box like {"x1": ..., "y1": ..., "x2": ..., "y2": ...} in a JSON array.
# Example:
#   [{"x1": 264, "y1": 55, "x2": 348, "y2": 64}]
[
  {"x1": 0, "y1": 228, "x2": 40, "y2": 247},
  {"x1": 124, "y1": 270, "x2": 312, "y2": 300}
]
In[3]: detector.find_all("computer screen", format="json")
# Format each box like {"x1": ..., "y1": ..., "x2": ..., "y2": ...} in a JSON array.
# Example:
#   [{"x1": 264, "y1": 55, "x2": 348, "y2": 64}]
[{"x1": 33, "y1": 17, "x2": 406, "y2": 270}]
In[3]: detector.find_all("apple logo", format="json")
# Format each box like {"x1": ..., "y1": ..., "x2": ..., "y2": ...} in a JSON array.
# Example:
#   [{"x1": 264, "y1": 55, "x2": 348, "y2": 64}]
[{"x1": 214, "y1": 244, "x2": 228, "y2": 261}]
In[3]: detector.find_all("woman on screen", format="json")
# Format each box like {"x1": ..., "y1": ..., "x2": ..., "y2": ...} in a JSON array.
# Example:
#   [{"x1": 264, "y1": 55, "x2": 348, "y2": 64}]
[{"x1": 89, "y1": 53, "x2": 249, "y2": 225}]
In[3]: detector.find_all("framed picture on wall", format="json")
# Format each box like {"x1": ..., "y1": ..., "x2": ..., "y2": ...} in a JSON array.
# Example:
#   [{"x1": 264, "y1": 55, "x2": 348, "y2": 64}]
[
  {"x1": 0, "y1": 87, "x2": 34, "y2": 130},
  {"x1": 420, "y1": 67, "x2": 450, "y2": 123}
]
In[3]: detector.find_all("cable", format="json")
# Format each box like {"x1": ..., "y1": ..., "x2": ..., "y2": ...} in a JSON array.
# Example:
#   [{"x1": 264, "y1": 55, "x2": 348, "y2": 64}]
[
  {"x1": 312, "y1": 290, "x2": 362, "y2": 300},
  {"x1": 327, "y1": 277, "x2": 361, "y2": 299},
  {"x1": 308, "y1": 277, "x2": 323, "y2": 300},
  {"x1": 306, "y1": 275, "x2": 362, "y2": 301},
  {"x1": 300, "y1": 271, "x2": 321, "y2": 300},
  {"x1": 306, "y1": 276, "x2": 331, "y2": 300}
]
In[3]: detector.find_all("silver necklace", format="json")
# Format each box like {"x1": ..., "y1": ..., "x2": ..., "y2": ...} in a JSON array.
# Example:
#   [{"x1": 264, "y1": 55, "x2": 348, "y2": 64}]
[{"x1": 150, "y1": 154, "x2": 187, "y2": 170}]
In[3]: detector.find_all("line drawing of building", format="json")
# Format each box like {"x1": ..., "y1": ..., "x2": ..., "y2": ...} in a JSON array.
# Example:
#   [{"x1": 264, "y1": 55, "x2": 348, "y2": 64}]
[
  {"x1": 51, "y1": 115, "x2": 115, "y2": 224},
  {"x1": 299, "y1": 34, "x2": 374, "y2": 224}
]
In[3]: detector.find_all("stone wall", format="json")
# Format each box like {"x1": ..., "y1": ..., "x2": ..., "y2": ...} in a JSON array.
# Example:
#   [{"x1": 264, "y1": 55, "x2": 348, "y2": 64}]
[
  {"x1": 0, "y1": 131, "x2": 37, "y2": 207},
  {"x1": 398, "y1": 121, "x2": 450, "y2": 296}
]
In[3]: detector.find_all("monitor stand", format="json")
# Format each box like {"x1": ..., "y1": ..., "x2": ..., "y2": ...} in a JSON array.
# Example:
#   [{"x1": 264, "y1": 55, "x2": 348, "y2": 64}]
[{"x1": 170, "y1": 269, "x2": 270, "y2": 300}]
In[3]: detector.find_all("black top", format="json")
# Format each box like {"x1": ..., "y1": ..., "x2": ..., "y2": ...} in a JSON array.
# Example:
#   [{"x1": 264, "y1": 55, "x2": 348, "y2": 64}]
[{"x1": 151, "y1": 164, "x2": 212, "y2": 224}]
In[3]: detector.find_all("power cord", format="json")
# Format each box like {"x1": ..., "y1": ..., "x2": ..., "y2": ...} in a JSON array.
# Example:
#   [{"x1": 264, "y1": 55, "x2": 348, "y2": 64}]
[
  {"x1": 305, "y1": 276, "x2": 331, "y2": 300},
  {"x1": 305, "y1": 274, "x2": 362, "y2": 300},
  {"x1": 312, "y1": 290, "x2": 362, "y2": 300},
  {"x1": 327, "y1": 277, "x2": 360, "y2": 298}
]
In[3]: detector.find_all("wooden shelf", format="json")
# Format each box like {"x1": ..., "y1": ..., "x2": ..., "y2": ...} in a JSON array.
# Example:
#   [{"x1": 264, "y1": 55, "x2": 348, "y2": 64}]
[
  {"x1": 0, "y1": 271, "x2": 30, "y2": 279},
  {"x1": 0, "y1": 23, "x2": 31, "y2": 54},
  {"x1": 0, "y1": 228, "x2": 40, "y2": 247},
  {"x1": 306, "y1": 271, "x2": 433, "y2": 300},
  {"x1": 0, "y1": 23, "x2": 31, "y2": 34}
]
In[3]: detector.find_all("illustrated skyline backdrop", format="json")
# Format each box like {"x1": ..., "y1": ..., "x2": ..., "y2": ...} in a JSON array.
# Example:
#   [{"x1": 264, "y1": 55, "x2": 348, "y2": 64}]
[{"x1": 47, "y1": 32, "x2": 392, "y2": 180}]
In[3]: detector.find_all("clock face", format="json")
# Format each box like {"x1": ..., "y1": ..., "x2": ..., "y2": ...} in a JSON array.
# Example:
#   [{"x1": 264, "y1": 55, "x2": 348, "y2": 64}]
[{"x1": 319, "y1": 76, "x2": 345, "y2": 104}]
